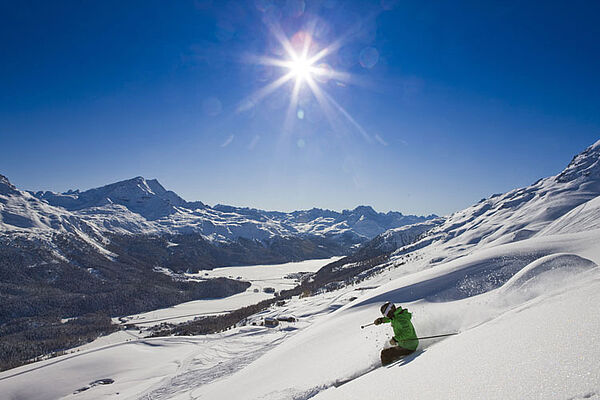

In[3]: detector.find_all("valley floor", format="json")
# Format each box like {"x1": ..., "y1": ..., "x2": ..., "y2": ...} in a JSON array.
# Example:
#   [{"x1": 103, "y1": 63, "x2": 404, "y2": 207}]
[{"x1": 119, "y1": 257, "x2": 341, "y2": 327}]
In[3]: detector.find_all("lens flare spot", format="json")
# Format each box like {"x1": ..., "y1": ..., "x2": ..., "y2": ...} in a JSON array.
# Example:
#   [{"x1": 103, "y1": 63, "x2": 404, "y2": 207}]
[
  {"x1": 313, "y1": 63, "x2": 333, "y2": 83},
  {"x1": 202, "y1": 97, "x2": 222, "y2": 116},
  {"x1": 359, "y1": 46, "x2": 379, "y2": 69},
  {"x1": 290, "y1": 31, "x2": 314, "y2": 53}
]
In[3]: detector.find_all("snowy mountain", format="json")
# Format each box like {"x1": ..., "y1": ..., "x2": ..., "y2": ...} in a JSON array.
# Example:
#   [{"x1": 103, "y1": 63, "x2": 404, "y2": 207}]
[
  {"x1": 323, "y1": 140, "x2": 600, "y2": 285},
  {"x1": 360, "y1": 218, "x2": 445, "y2": 255},
  {"x1": 212, "y1": 203, "x2": 435, "y2": 241},
  {"x1": 0, "y1": 172, "x2": 439, "y2": 279},
  {"x1": 32, "y1": 176, "x2": 203, "y2": 220},
  {"x1": 19, "y1": 176, "x2": 436, "y2": 245},
  {"x1": 1, "y1": 172, "x2": 437, "y2": 271},
  {"x1": 0, "y1": 174, "x2": 108, "y2": 256},
  {"x1": 406, "y1": 139, "x2": 600, "y2": 259}
]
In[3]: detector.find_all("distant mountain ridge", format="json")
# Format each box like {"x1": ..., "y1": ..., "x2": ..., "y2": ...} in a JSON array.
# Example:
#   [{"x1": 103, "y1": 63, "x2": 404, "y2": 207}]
[
  {"x1": 18, "y1": 177, "x2": 436, "y2": 245},
  {"x1": 31, "y1": 176, "x2": 206, "y2": 220},
  {"x1": 0, "y1": 172, "x2": 439, "y2": 277}
]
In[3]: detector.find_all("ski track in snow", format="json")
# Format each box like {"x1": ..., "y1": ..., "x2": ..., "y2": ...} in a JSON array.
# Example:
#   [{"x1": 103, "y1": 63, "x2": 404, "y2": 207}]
[
  {"x1": 137, "y1": 330, "x2": 291, "y2": 400},
  {"x1": 567, "y1": 391, "x2": 599, "y2": 400}
]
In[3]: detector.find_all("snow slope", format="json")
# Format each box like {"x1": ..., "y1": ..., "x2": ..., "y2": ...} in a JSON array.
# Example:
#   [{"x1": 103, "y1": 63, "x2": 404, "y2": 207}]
[
  {"x1": 317, "y1": 270, "x2": 600, "y2": 400},
  {"x1": 189, "y1": 230, "x2": 600, "y2": 400},
  {"x1": 188, "y1": 139, "x2": 600, "y2": 399},
  {"x1": 0, "y1": 174, "x2": 113, "y2": 259},
  {"x1": 391, "y1": 140, "x2": 600, "y2": 263},
  {"x1": 0, "y1": 273, "x2": 355, "y2": 400}
]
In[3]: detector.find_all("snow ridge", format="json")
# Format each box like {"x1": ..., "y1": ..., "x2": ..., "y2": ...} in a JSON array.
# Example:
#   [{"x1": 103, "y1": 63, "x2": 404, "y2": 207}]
[
  {"x1": 0, "y1": 174, "x2": 18, "y2": 195},
  {"x1": 400, "y1": 141, "x2": 600, "y2": 262},
  {"x1": 556, "y1": 140, "x2": 600, "y2": 182}
]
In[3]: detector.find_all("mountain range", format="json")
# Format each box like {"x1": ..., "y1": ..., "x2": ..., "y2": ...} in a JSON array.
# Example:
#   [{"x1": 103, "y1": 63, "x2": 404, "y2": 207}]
[{"x1": 0, "y1": 174, "x2": 436, "y2": 245}]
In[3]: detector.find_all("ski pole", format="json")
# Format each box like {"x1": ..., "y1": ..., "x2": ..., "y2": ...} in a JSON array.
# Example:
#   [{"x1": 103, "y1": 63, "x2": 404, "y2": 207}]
[
  {"x1": 361, "y1": 322, "x2": 375, "y2": 329},
  {"x1": 415, "y1": 332, "x2": 459, "y2": 340}
]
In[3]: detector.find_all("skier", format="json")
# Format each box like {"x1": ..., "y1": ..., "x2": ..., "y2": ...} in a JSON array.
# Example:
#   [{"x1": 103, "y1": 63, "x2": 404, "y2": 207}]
[{"x1": 374, "y1": 302, "x2": 419, "y2": 365}]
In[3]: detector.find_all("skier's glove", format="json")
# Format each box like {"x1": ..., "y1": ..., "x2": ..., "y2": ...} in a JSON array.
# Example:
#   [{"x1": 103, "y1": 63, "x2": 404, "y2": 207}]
[{"x1": 374, "y1": 317, "x2": 385, "y2": 325}]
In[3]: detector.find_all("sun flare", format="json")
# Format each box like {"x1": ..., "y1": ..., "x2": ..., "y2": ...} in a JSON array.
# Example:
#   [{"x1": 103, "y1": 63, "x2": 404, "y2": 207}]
[
  {"x1": 239, "y1": 25, "x2": 367, "y2": 138},
  {"x1": 286, "y1": 56, "x2": 314, "y2": 83}
]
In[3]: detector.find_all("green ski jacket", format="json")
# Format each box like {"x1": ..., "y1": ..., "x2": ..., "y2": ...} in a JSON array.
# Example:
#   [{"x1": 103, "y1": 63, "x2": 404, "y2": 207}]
[{"x1": 382, "y1": 308, "x2": 418, "y2": 351}]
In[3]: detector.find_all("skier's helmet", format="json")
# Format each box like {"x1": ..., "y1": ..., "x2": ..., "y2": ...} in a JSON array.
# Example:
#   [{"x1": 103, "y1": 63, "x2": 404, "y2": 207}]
[{"x1": 380, "y1": 302, "x2": 396, "y2": 318}]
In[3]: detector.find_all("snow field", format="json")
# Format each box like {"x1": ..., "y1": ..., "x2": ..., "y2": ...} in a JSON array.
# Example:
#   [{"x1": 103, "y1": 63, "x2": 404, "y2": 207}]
[
  {"x1": 194, "y1": 256, "x2": 343, "y2": 292},
  {"x1": 1, "y1": 230, "x2": 598, "y2": 400},
  {"x1": 0, "y1": 337, "x2": 203, "y2": 400}
]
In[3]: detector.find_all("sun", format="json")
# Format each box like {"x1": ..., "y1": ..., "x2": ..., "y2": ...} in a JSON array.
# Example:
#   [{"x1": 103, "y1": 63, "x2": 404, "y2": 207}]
[
  {"x1": 238, "y1": 26, "x2": 370, "y2": 140},
  {"x1": 286, "y1": 55, "x2": 314, "y2": 83}
]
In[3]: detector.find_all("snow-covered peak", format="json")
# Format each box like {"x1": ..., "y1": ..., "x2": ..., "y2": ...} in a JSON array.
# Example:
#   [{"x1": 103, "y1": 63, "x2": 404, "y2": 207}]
[
  {"x1": 94, "y1": 176, "x2": 169, "y2": 198},
  {"x1": 0, "y1": 174, "x2": 18, "y2": 195},
  {"x1": 398, "y1": 139, "x2": 600, "y2": 260},
  {"x1": 556, "y1": 139, "x2": 600, "y2": 183},
  {"x1": 33, "y1": 176, "x2": 192, "y2": 220},
  {"x1": 347, "y1": 205, "x2": 377, "y2": 215}
]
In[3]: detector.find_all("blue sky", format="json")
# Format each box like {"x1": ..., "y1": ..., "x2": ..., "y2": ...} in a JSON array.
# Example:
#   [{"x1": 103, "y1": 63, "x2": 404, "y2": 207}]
[{"x1": 1, "y1": 1, "x2": 599, "y2": 216}]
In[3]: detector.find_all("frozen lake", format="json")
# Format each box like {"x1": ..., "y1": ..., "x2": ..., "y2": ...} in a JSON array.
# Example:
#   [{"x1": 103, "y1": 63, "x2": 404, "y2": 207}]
[{"x1": 117, "y1": 257, "x2": 342, "y2": 327}]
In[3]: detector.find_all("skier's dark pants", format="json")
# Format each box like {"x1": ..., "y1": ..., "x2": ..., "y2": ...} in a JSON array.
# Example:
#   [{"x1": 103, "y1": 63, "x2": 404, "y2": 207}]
[{"x1": 380, "y1": 346, "x2": 414, "y2": 366}]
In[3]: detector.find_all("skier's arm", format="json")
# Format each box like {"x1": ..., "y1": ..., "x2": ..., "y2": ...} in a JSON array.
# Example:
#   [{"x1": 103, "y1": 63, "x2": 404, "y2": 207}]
[{"x1": 374, "y1": 317, "x2": 391, "y2": 325}]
